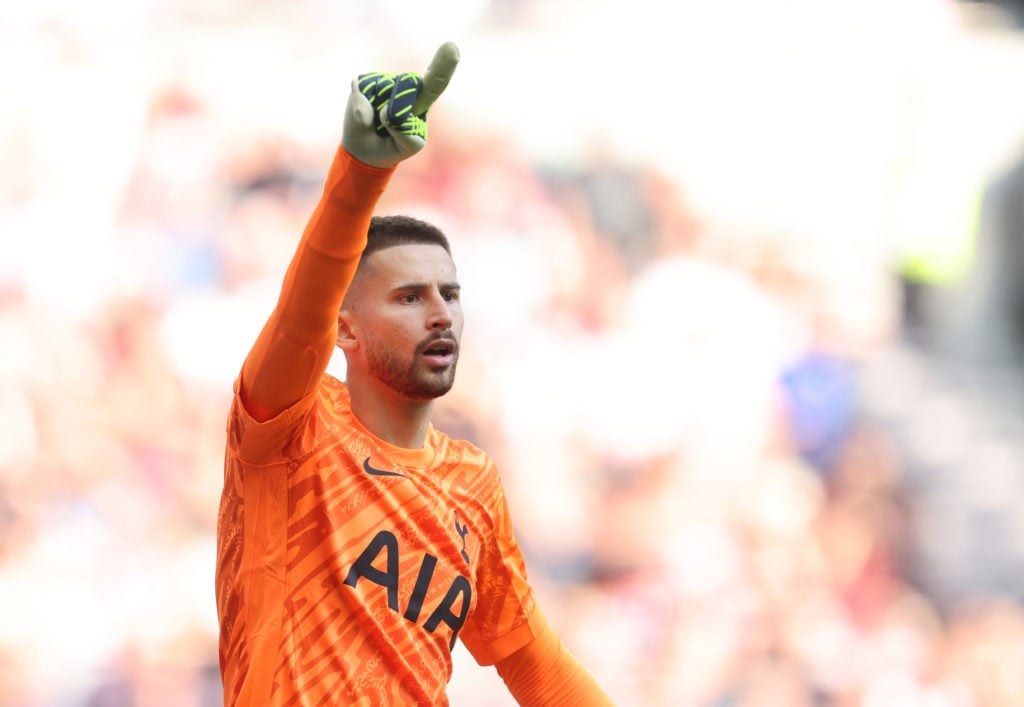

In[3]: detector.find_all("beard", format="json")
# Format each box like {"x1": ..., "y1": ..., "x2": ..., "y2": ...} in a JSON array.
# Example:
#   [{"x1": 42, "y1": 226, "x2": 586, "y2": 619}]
[{"x1": 365, "y1": 332, "x2": 459, "y2": 400}]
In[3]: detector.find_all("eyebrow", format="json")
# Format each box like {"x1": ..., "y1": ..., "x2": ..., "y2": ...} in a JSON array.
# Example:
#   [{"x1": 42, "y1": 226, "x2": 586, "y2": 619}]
[{"x1": 391, "y1": 282, "x2": 461, "y2": 292}]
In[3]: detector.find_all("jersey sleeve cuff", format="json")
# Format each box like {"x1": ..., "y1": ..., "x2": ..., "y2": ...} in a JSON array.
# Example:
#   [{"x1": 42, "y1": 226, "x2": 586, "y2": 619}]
[
  {"x1": 230, "y1": 374, "x2": 319, "y2": 464},
  {"x1": 462, "y1": 603, "x2": 547, "y2": 667}
]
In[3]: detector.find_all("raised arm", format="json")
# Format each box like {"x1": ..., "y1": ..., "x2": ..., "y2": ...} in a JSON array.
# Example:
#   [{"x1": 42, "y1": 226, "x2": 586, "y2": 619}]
[{"x1": 238, "y1": 43, "x2": 460, "y2": 421}]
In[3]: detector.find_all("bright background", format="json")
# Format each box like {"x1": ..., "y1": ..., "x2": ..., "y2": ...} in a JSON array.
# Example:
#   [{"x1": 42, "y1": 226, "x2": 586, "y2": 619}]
[{"x1": 3, "y1": 1, "x2": 1024, "y2": 705}]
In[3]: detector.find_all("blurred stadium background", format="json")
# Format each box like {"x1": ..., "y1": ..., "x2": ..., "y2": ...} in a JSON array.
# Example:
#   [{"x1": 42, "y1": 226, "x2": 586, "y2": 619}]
[{"x1": 3, "y1": 0, "x2": 1024, "y2": 705}]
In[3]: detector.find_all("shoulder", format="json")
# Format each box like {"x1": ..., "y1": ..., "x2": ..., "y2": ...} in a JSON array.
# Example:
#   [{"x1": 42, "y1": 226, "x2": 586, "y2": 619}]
[
  {"x1": 319, "y1": 372, "x2": 347, "y2": 398},
  {"x1": 316, "y1": 373, "x2": 354, "y2": 418},
  {"x1": 428, "y1": 430, "x2": 506, "y2": 502},
  {"x1": 430, "y1": 428, "x2": 494, "y2": 467}
]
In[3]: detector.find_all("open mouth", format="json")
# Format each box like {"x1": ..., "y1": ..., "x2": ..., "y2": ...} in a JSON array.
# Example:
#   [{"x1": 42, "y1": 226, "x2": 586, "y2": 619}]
[
  {"x1": 421, "y1": 338, "x2": 456, "y2": 367},
  {"x1": 423, "y1": 341, "x2": 454, "y2": 356}
]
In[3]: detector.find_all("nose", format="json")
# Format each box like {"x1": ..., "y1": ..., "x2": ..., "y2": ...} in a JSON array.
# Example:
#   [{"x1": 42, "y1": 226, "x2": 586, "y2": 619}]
[{"x1": 427, "y1": 291, "x2": 452, "y2": 330}]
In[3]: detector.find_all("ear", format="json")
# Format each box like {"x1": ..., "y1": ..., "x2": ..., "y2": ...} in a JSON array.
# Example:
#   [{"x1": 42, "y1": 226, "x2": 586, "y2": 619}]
[{"x1": 336, "y1": 309, "x2": 359, "y2": 351}]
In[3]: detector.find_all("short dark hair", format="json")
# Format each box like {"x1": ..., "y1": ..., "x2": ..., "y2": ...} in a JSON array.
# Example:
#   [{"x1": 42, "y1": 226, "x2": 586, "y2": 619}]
[
  {"x1": 363, "y1": 215, "x2": 451, "y2": 260},
  {"x1": 343, "y1": 216, "x2": 454, "y2": 308}
]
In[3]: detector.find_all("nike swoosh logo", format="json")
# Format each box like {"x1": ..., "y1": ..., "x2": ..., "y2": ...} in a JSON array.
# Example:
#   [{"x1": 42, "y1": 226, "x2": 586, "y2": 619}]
[{"x1": 363, "y1": 457, "x2": 406, "y2": 478}]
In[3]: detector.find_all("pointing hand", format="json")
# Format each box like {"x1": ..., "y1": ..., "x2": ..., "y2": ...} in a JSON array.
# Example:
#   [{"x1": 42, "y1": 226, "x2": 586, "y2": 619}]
[{"x1": 342, "y1": 42, "x2": 460, "y2": 168}]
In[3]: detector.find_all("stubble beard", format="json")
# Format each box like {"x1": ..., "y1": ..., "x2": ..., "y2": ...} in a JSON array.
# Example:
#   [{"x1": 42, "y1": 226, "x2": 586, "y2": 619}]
[{"x1": 366, "y1": 338, "x2": 459, "y2": 400}]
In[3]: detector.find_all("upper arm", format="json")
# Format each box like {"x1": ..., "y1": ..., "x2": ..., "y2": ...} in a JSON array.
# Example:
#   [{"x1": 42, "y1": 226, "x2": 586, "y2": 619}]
[
  {"x1": 239, "y1": 250, "x2": 360, "y2": 422},
  {"x1": 457, "y1": 456, "x2": 542, "y2": 663}
]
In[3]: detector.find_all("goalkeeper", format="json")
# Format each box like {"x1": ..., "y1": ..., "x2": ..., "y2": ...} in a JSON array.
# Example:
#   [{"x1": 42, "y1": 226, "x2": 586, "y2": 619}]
[{"x1": 214, "y1": 42, "x2": 615, "y2": 706}]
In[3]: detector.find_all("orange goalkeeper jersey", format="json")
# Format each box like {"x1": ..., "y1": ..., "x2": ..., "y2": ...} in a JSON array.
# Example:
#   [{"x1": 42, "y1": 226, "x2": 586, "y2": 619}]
[
  {"x1": 215, "y1": 148, "x2": 543, "y2": 706},
  {"x1": 217, "y1": 378, "x2": 542, "y2": 705}
]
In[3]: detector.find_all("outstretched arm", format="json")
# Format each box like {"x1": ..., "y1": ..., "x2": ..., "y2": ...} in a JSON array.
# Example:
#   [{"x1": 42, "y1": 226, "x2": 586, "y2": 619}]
[
  {"x1": 238, "y1": 43, "x2": 460, "y2": 422},
  {"x1": 495, "y1": 609, "x2": 615, "y2": 706}
]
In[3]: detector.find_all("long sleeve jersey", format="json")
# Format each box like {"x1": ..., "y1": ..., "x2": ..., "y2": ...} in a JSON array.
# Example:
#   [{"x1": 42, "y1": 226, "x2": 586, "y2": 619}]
[{"x1": 215, "y1": 148, "x2": 545, "y2": 706}]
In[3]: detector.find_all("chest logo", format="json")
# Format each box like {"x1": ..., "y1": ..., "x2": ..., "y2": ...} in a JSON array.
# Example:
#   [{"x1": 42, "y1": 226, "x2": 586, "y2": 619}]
[
  {"x1": 344, "y1": 530, "x2": 471, "y2": 649},
  {"x1": 453, "y1": 510, "x2": 471, "y2": 565},
  {"x1": 363, "y1": 456, "x2": 406, "y2": 478}
]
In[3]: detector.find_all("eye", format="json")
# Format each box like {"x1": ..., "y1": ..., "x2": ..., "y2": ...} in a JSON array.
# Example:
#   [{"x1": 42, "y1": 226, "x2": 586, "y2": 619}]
[
  {"x1": 399, "y1": 292, "x2": 420, "y2": 304},
  {"x1": 442, "y1": 289, "x2": 460, "y2": 303}
]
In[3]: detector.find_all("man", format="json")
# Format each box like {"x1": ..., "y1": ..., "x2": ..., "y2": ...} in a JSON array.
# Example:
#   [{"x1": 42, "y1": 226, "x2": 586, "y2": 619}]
[{"x1": 215, "y1": 42, "x2": 615, "y2": 706}]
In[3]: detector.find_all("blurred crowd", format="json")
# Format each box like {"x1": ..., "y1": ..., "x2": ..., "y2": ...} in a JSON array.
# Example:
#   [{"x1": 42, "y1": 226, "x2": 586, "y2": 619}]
[{"x1": 3, "y1": 1, "x2": 1024, "y2": 706}]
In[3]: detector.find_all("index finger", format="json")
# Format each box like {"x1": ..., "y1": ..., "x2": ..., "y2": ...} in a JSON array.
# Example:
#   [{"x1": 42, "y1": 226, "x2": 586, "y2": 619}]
[{"x1": 412, "y1": 41, "x2": 460, "y2": 115}]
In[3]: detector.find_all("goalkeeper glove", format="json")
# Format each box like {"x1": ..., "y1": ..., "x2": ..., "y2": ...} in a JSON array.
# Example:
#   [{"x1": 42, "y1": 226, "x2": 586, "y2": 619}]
[{"x1": 342, "y1": 41, "x2": 460, "y2": 168}]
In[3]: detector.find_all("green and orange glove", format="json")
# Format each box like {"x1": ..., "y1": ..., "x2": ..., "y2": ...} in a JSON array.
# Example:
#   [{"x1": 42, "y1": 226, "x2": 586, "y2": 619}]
[{"x1": 342, "y1": 41, "x2": 460, "y2": 168}]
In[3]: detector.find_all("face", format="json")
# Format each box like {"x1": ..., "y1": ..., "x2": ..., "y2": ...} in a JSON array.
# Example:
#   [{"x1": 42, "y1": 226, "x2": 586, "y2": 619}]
[{"x1": 341, "y1": 243, "x2": 463, "y2": 400}]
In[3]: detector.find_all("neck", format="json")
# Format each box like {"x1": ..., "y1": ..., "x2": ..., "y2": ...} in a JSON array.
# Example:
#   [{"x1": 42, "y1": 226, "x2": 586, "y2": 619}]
[{"x1": 345, "y1": 376, "x2": 435, "y2": 449}]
